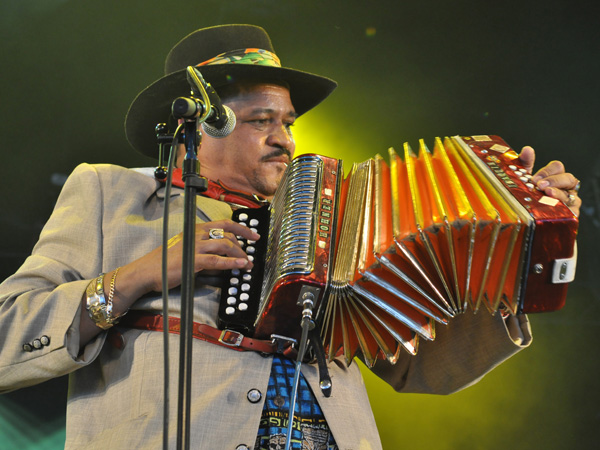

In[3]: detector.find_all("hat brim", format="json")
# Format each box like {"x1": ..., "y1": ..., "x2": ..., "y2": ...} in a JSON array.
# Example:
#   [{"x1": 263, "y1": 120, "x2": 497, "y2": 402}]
[{"x1": 125, "y1": 64, "x2": 337, "y2": 158}]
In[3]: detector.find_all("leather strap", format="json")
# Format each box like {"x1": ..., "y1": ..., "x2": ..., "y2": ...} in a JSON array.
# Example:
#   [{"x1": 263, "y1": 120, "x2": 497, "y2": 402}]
[
  {"x1": 116, "y1": 311, "x2": 295, "y2": 355},
  {"x1": 170, "y1": 168, "x2": 268, "y2": 209},
  {"x1": 111, "y1": 311, "x2": 331, "y2": 396}
]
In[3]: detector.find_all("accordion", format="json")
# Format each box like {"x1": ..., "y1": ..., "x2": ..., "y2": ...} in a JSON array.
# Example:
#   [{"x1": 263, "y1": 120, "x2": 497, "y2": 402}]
[{"x1": 218, "y1": 135, "x2": 578, "y2": 366}]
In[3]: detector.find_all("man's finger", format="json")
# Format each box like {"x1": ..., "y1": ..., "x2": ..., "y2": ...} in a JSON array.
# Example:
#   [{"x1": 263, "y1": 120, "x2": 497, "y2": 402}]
[{"x1": 518, "y1": 146, "x2": 536, "y2": 174}]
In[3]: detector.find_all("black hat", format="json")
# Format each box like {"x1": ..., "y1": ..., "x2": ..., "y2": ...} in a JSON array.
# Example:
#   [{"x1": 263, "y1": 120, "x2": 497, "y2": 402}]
[{"x1": 125, "y1": 24, "x2": 338, "y2": 158}]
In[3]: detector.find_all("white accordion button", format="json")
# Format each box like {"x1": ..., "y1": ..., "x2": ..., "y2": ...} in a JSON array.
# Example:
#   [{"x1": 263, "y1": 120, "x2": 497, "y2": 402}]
[
  {"x1": 228, "y1": 287, "x2": 238, "y2": 295},
  {"x1": 230, "y1": 277, "x2": 240, "y2": 285},
  {"x1": 238, "y1": 303, "x2": 248, "y2": 311},
  {"x1": 225, "y1": 306, "x2": 235, "y2": 315},
  {"x1": 240, "y1": 293, "x2": 250, "y2": 301},
  {"x1": 246, "y1": 246, "x2": 255, "y2": 254},
  {"x1": 227, "y1": 296, "x2": 237, "y2": 305},
  {"x1": 249, "y1": 219, "x2": 259, "y2": 227},
  {"x1": 239, "y1": 213, "x2": 249, "y2": 221},
  {"x1": 241, "y1": 283, "x2": 251, "y2": 292}
]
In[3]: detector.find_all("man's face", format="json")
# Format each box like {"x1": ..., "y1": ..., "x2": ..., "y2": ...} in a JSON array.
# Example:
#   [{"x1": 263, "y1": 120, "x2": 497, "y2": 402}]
[{"x1": 198, "y1": 83, "x2": 297, "y2": 197}]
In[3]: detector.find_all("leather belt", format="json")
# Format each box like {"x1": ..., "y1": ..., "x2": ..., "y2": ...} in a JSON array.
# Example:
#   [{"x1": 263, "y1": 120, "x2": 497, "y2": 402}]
[{"x1": 112, "y1": 311, "x2": 296, "y2": 356}]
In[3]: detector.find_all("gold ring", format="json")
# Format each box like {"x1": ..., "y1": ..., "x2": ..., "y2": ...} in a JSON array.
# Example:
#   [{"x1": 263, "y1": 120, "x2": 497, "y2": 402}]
[
  {"x1": 567, "y1": 193, "x2": 576, "y2": 206},
  {"x1": 208, "y1": 228, "x2": 225, "y2": 239}
]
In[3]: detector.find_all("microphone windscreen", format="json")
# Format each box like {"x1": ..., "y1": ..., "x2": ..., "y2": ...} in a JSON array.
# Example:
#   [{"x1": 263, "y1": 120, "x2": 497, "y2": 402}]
[{"x1": 201, "y1": 105, "x2": 236, "y2": 138}]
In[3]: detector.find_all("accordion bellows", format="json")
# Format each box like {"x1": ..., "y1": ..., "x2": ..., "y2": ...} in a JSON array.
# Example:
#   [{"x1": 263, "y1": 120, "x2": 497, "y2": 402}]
[{"x1": 218, "y1": 135, "x2": 578, "y2": 367}]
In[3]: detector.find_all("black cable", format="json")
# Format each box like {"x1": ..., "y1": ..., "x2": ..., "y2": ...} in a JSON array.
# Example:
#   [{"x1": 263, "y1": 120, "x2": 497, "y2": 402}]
[{"x1": 308, "y1": 328, "x2": 332, "y2": 397}]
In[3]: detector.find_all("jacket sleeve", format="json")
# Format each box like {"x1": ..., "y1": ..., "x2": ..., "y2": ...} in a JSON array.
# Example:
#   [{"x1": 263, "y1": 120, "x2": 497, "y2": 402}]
[
  {"x1": 368, "y1": 310, "x2": 532, "y2": 394},
  {"x1": 0, "y1": 163, "x2": 108, "y2": 393}
]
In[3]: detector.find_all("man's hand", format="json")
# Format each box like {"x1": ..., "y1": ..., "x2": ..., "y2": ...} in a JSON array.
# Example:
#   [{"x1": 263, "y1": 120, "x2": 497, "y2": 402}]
[
  {"x1": 140, "y1": 219, "x2": 259, "y2": 294},
  {"x1": 519, "y1": 146, "x2": 581, "y2": 216},
  {"x1": 79, "y1": 219, "x2": 258, "y2": 347}
]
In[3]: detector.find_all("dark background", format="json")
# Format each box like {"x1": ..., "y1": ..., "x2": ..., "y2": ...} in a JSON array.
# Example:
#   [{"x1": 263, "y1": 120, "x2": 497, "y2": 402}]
[{"x1": 1, "y1": 1, "x2": 599, "y2": 448}]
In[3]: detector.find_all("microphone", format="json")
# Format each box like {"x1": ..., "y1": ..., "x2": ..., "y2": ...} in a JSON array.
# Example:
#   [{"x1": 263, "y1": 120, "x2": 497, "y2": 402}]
[
  {"x1": 171, "y1": 67, "x2": 237, "y2": 138},
  {"x1": 171, "y1": 97, "x2": 236, "y2": 138},
  {"x1": 201, "y1": 104, "x2": 236, "y2": 138}
]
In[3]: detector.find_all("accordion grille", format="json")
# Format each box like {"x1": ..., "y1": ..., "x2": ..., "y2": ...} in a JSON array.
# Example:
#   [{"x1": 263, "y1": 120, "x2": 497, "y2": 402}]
[{"x1": 260, "y1": 155, "x2": 323, "y2": 305}]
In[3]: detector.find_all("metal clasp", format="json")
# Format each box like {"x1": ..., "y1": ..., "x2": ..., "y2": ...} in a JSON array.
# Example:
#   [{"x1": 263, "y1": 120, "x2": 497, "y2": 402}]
[
  {"x1": 551, "y1": 243, "x2": 578, "y2": 284},
  {"x1": 270, "y1": 334, "x2": 297, "y2": 354},
  {"x1": 219, "y1": 329, "x2": 244, "y2": 347}
]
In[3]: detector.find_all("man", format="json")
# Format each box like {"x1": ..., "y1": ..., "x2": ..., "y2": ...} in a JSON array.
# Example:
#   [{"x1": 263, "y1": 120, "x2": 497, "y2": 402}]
[{"x1": 0, "y1": 25, "x2": 581, "y2": 449}]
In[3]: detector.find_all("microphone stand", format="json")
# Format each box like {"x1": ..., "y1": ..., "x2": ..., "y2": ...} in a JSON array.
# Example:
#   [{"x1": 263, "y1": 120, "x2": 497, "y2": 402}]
[
  {"x1": 176, "y1": 118, "x2": 207, "y2": 450},
  {"x1": 284, "y1": 294, "x2": 316, "y2": 450},
  {"x1": 173, "y1": 67, "x2": 214, "y2": 450}
]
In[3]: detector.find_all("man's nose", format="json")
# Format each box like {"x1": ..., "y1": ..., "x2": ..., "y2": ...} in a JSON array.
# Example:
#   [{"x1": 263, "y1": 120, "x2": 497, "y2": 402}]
[{"x1": 267, "y1": 123, "x2": 294, "y2": 151}]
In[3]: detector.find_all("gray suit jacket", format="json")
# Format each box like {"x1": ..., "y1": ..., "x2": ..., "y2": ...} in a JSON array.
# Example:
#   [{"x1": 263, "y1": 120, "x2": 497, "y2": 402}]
[{"x1": 0, "y1": 163, "x2": 532, "y2": 450}]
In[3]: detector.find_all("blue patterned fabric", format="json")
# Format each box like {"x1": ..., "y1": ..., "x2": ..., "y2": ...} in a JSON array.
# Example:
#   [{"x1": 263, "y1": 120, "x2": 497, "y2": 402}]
[{"x1": 254, "y1": 354, "x2": 338, "y2": 450}]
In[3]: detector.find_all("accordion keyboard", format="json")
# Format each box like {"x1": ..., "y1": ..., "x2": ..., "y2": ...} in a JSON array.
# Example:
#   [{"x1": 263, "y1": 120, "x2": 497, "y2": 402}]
[{"x1": 217, "y1": 205, "x2": 270, "y2": 334}]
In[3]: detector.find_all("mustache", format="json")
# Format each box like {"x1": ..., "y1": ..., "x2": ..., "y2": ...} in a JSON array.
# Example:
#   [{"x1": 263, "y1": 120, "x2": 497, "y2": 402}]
[{"x1": 260, "y1": 147, "x2": 292, "y2": 163}]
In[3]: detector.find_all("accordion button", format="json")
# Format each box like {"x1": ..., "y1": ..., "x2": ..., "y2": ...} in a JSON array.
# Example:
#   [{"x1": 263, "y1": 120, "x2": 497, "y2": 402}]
[
  {"x1": 232, "y1": 269, "x2": 241, "y2": 276},
  {"x1": 247, "y1": 255, "x2": 254, "y2": 262},
  {"x1": 509, "y1": 165, "x2": 518, "y2": 170},
  {"x1": 247, "y1": 389, "x2": 262, "y2": 403},
  {"x1": 243, "y1": 274, "x2": 252, "y2": 281},
  {"x1": 240, "y1": 293, "x2": 249, "y2": 302},
  {"x1": 228, "y1": 287, "x2": 238, "y2": 295},
  {"x1": 227, "y1": 297, "x2": 237, "y2": 305},
  {"x1": 241, "y1": 283, "x2": 251, "y2": 292},
  {"x1": 238, "y1": 303, "x2": 248, "y2": 311},
  {"x1": 239, "y1": 213, "x2": 249, "y2": 222},
  {"x1": 225, "y1": 307, "x2": 235, "y2": 315},
  {"x1": 249, "y1": 219, "x2": 259, "y2": 227},
  {"x1": 250, "y1": 227, "x2": 258, "y2": 233},
  {"x1": 246, "y1": 246, "x2": 255, "y2": 254},
  {"x1": 230, "y1": 277, "x2": 240, "y2": 285}
]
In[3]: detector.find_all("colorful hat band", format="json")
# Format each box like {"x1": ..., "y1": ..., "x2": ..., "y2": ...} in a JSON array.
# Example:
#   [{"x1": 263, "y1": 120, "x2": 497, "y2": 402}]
[{"x1": 197, "y1": 48, "x2": 282, "y2": 68}]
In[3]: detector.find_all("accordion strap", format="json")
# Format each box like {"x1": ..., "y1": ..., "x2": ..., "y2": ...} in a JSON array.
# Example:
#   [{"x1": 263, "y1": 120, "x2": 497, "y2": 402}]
[
  {"x1": 169, "y1": 169, "x2": 268, "y2": 209},
  {"x1": 112, "y1": 311, "x2": 296, "y2": 356}
]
